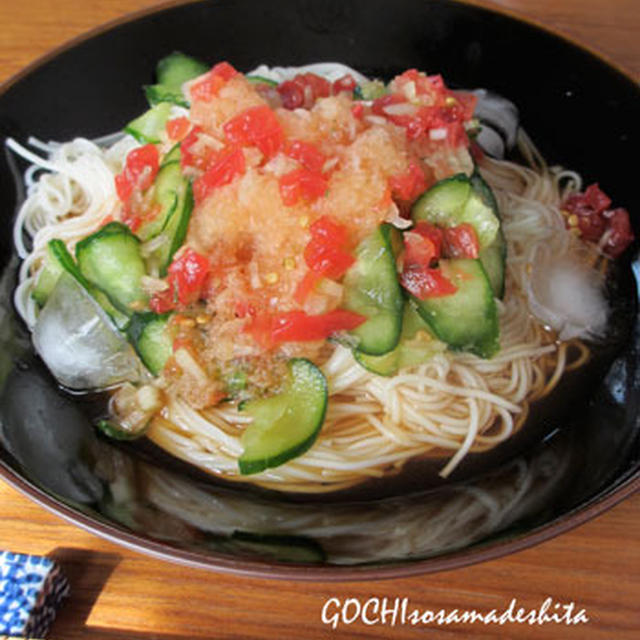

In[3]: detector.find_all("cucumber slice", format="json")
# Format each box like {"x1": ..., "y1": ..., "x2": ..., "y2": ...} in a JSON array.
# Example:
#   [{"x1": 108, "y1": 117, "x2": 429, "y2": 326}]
[
  {"x1": 246, "y1": 75, "x2": 278, "y2": 87},
  {"x1": 95, "y1": 418, "x2": 149, "y2": 441},
  {"x1": 342, "y1": 224, "x2": 403, "y2": 356},
  {"x1": 148, "y1": 180, "x2": 194, "y2": 276},
  {"x1": 411, "y1": 258, "x2": 499, "y2": 358},
  {"x1": 412, "y1": 173, "x2": 500, "y2": 250},
  {"x1": 124, "y1": 102, "x2": 172, "y2": 144},
  {"x1": 157, "y1": 52, "x2": 209, "y2": 90},
  {"x1": 471, "y1": 170, "x2": 507, "y2": 298},
  {"x1": 76, "y1": 222, "x2": 148, "y2": 314},
  {"x1": 238, "y1": 359, "x2": 328, "y2": 475},
  {"x1": 355, "y1": 303, "x2": 446, "y2": 376},
  {"x1": 127, "y1": 312, "x2": 174, "y2": 376},
  {"x1": 136, "y1": 161, "x2": 181, "y2": 242},
  {"x1": 34, "y1": 239, "x2": 129, "y2": 328},
  {"x1": 32, "y1": 241, "x2": 67, "y2": 306},
  {"x1": 162, "y1": 143, "x2": 181, "y2": 165},
  {"x1": 145, "y1": 52, "x2": 209, "y2": 108}
]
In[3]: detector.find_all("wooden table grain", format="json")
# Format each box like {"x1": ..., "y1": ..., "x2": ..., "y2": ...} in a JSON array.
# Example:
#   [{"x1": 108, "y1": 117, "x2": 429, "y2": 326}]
[{"x1": 1, "y1": 1, "x2": 639, "y2": 638}]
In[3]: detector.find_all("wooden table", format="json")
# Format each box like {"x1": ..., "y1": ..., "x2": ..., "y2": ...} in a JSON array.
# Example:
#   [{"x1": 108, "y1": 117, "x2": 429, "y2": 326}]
[{"x1": 1, "y1": 1, "x2": 639, "y2": 638}]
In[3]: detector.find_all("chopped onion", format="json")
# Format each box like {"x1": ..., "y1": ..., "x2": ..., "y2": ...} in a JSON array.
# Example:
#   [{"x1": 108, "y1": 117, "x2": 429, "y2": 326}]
[{"x1": 429, "y1": 127, "x2": 448, "y2": 141}]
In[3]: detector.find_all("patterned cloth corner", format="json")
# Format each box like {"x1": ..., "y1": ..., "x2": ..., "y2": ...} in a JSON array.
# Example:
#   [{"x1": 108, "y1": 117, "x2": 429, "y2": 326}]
[{"x1": 0, "y1": 551, "x2": 69, "y2": 638}]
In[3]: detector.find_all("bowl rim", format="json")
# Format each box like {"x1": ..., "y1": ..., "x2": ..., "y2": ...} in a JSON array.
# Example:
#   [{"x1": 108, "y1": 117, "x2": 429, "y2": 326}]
[{"x1": 0, "y1": 0, "x2": 639, "y2": 580}]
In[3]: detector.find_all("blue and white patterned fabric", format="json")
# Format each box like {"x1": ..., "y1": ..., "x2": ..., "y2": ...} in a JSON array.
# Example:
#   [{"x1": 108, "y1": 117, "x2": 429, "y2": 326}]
[{"x1": 0, "y1": 551, "x2": 69, "y2": 638}]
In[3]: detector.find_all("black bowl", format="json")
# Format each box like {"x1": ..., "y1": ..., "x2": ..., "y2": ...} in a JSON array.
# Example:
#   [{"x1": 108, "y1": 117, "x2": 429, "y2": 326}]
[{"x1": 0, "y1": 0, "x2": 638, "y2": 579}]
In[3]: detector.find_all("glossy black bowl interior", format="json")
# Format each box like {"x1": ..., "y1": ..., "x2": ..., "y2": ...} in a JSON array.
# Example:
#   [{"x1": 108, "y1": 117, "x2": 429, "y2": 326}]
[{"x1": 0, "y1": 0, "x2": 638, "y2": 578}]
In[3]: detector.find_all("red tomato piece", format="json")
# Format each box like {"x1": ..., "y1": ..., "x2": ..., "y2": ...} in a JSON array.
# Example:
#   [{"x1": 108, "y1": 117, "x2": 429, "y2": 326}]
[
  {"x1": 351, "y1": 103, "x2": 365, "y2": 119},
  {"x1": 443, "y1": 223, "x2": 480, "y2": 259},
  {"x1": 180, "y1": 126, "x2": 213, "y2": 171},
  {"x1": 309, "y1": 215, "x2": 350, "y2": 246},
  {"x1": 285, "y1": 140, "x2": 327, "y2": 173},
  {"x1": 400, "y1": 265, "x2": 458, "y2": 299},
  {"x1": 332, "y1": 74, "x2": 357, "y2": 94},
  {"x1": 277, "y1": 73, "x2": 331, "y2": 110},
  {"x1": 190, "y1": 73, "x2": 225, "y2": 102},
  {"x1": 279, "y1": 168, "x2": 328, "y2": 206},
  {"x1": 223, "y1": 105, "x2": 284, "y2": 159},
  {"x1": 150, "y1": 287, "x2": 176, "y2": 314},
  {"x1": 269, "y1": 310, "x2": 366, "y2": 343},
  {"x1": 602, "y1": 208, "x2": 634, "y2": 258},
  {"x1": 166, "y1": 116, "x2": 191, "y2": 142},
  {"x1": 168, "y1": 248, "x2": 212, "y2": 306},
  {"x1": 115, "y1": 144, "x2": 160, "y2": 203},
  {"x1": 293, "y1": 270, "x2": 321, "y2": 304},
  {"x1": 304, "y1": 241, "x2": 355, "y2": 279},
  {"x1": 403, "y1": 231, "x2": 438, "y2": 269},
  {"x1": 413, "y1": 222, "x2": 444, "y2": 258},
  {"x1": 211, "y1": 61, "x2": 238, "y2": 81},
  {"x1": 389, "y1": 161, "x2": 427, "y2": 202},
  {"x1": 193, "y1": 147, "x2": 246, "y2": 204}
]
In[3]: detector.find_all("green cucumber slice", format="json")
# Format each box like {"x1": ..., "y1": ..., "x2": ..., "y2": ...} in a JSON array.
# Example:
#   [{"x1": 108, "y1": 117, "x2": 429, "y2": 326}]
[
  {"x1": 145, "y1": 52, "x2": 209, "y2": 108},
  {"x1": 76, "y1": 222, "x2": 148, "y2": 314},
  {"x1": 95, "y1": 418, "x2": 149, "y2": 441},
  {"x1": 146, "y1": 179, "x2": 194, "y2": 276},
  {"x1": 246, "y1": 75, "x2": 278, "y2": 87},
  {"x1": 136, "y1": 161, "x2": 182, "y2": 242},
  {"x1": 32, "y1": 241, "x2": 67, "y2": 306},
  {"x1": 471, "y1": 170, "x2": 507, "y2": 298},
  {"x1": 124, "y1": 102, "x2": 172, "y2": 144},
  {"x1": 354, "y1": 303, "x2": 446, "y2": 376},
  {"x1": 412, "y1": 173, "x2": 500, "y2": 250},
  {"x1": 127, "y1": 312, "x2": 174, "y2": 375},
  {"x1": 157, "y1": 52, "x2": 209, "y2": 90},
  {"x1": 411, "y1": 258, "x2": 499, "y2": 358},
  {"x1": 342, "y1": 224, "x2": 403, "y2": 356},
  {"x1": 35, "y1": 239, "x2": 129, "y2": 328},
  {"x1": 238, "y1": 359, "x2": 328, "y2": 475}
]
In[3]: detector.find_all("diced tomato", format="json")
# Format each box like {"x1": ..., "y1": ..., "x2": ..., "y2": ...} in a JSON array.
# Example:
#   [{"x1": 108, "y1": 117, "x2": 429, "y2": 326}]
[
  {"x1": 189, "y1": 61, "x2": 238, "y2": 102},
  {"x1": 277, "y1": 79, "x2": 305, "y2": 110},
  {"x1": 211, "y1": 61, "x2": 238, "y2": 81},
  {"x1": 293, "y1": 270, "x2": 321, "y2": 304},
  {"x1": 150, "y1": 287, "x2": 176, "y2": 314},
  {"x1": 279, "y1": 168, "x2": 328, "y2": 206},
  {"x1": 180, "y1": 126, "x2": 213, "y2": 171},
  {"x1": 443, "y1": 223, "x2": 480, "y2": 259},
  {"x1": 294, "y1": 216, "x2": 354, "y2": 303},
  {"x1": 150, "y1": 248, "x2": 211, "y2": 312},
  {"x1": 190, "y1": 73, "x2": 225, "y2": 102},
  {"x1": 413, "y1": 222, "x2": 444, "y2": 258},
  {"x1": 389, "y1": 161, "x2": 427, "y2": 202},
  {"x1": 193, "y1": 147, "x2": 246, "y2": 204},
  {"x1": 309, "y1": 215, "x2": 350, "y2": 246},
  {"x1": 351, "y1": 102, "x2": 365, "y2": 119},
  {"x1": 303, "y1": 240, "x2": 355, "y2": 280},
  {"x1": 277, "y1": 73, "x2": 331, "y2": 110},
  {"x1": 223, "y1": 105, "x2": 284, "y2": 159},
  {"x1": 285, "y1": 140, "x2": 327, "y2": 173},
  {"x1": 246, "y1": 309, "x2": 366, "y2": 346},
  {"x1": 563, "y1": 183, "x2": 634, "y2": 256},
  {"x1": 564, "y1": 183, "x2": 611, "y2": 219},
  {"x1": 403, "y1": 231, "x2": 438, "y2": 269},
  {"x1": 168, "y1": 248, "x2": 211, "y2": 306},
  {"x1": 400, "y1": 265, "x2": 458, "y2": 299},
  {"x1": 115, "y1": 144, "x2": 160, "y2": 203},
  {"x1": 166, "y1": 116, "x2": 191, "y2": 142},
  {"x1": 332, "y1": 74, "x2": 357, "y2": 94},
  {"x1": 602, "y1": 208, "x2": 635, "y2": 258}
]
